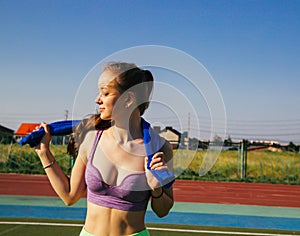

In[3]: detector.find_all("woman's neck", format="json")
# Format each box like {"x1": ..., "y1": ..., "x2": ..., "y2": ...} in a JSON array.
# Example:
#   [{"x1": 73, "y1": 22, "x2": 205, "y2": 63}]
[{"x1": 111, "y1": 114, "x2": 143, "y2": 144}]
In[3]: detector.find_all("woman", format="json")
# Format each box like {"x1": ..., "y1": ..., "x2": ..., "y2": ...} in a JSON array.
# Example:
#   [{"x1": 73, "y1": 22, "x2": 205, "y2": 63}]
[{"x1": 35, "y1": 62, "x2": 174, "y2": 236}]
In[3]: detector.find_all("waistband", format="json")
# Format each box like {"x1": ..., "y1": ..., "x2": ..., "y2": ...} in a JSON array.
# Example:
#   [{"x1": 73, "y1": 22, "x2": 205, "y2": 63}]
[
  {"x1": 79, "y1": 227, "x2": 150, "y2": 236},
  {"x1": 131, "y1": 228, "x2": 150, "y2": 236}
]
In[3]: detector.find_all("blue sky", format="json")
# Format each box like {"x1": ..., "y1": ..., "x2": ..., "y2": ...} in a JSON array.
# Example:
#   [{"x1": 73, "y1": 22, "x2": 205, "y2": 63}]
[{"x1": 0, "y1": 0, "x2": 300, "y2": 143}]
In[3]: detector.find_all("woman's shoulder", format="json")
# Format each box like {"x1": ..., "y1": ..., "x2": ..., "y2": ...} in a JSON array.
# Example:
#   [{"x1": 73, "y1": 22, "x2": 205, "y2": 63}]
[
  {"x1": 81, "y1": 130, "x2": 99, "y2": 147},
  {"x1": 77, "y1": 130, "x2": 98, "y2": 159}
]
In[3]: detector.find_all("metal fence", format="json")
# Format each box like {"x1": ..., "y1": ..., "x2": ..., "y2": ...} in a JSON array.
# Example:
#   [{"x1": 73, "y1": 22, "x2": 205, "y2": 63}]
[
  {"x1": 173, "y1": 141, "x2": 300, "y2": 185},
  {"x1": 1, "y1": 139, "x2": 299, "y2": 185}
]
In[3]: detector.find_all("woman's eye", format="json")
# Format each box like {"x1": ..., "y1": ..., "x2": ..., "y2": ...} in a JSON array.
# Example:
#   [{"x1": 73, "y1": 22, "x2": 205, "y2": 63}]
[{"x1": 99, "y1": 90, "x2": 109, "y2": 96}]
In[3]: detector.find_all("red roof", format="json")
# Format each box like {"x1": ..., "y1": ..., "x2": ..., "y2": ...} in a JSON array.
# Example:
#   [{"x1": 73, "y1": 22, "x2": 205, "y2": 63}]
[{"x1": 15, "y1": 123, "x2": 40, "y2": 136}]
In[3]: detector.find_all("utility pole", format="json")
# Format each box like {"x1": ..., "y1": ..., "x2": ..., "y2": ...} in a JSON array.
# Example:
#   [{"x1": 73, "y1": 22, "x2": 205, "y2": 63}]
[
  {"x1": 186, "y1": 112, "x2": 190, "y2": 150},
  {"x1": 65, "y1": 110, "x2": 69, "y2": 120},
  {"x1": 62, "y1": 110, "x2": 69, "y2": 145},
  {"x1": 187, "y1": 112, "x2": 190, "y2": 139}
]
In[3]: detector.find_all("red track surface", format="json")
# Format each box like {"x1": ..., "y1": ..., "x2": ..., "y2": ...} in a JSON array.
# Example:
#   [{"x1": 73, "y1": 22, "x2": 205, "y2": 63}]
[{"x1": 1, "y1": 173, "x2": 300, "y2": 208}]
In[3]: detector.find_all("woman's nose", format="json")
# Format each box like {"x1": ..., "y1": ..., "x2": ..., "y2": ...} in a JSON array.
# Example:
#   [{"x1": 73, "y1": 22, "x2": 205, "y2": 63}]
[{"x1": 95, "y1": 95, "x2": 102, "y2": 104}]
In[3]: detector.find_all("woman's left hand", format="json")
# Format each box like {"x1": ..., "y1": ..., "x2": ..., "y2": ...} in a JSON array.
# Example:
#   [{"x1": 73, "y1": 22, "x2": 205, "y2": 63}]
[{"x1": 145, "y1": 152, "x2": 168, "y2": 190}]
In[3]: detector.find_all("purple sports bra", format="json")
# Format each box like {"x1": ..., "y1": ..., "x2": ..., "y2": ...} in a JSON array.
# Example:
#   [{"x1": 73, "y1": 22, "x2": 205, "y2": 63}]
[{"x1": 85, "y1": 130, "x2": 151, "y2": 211}]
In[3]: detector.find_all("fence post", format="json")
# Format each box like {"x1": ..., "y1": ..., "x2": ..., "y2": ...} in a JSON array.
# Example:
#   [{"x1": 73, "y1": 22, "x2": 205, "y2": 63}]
[{"x1": 239, "y1": 139, "x2": 248, "y2": 179}]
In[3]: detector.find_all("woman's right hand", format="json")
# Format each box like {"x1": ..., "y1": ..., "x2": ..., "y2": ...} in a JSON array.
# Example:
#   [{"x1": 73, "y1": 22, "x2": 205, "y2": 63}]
[{"x1": 35, "y1": 122, "x2": 52, "y2": 157}]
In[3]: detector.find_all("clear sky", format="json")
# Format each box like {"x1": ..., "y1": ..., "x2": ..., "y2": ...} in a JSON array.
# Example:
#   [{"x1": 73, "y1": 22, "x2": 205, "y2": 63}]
[{"x1": 0, "y1": 0, "x2": 299, "y2": 144}]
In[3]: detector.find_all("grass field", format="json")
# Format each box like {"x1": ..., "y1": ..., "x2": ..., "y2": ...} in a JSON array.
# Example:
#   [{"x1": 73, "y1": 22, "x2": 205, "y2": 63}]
[
  {"x1": 173, "y1": 148, "x2": 300, "y2": 184},
  {"x1": 1, "y1": 218, "x2": 300, "y2": 236}
]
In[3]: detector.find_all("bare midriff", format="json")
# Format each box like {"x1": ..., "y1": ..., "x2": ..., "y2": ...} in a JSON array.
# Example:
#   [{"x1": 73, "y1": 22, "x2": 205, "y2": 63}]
[{"x1": 84, "y1": 201, "x2": 147, "y2": 236}]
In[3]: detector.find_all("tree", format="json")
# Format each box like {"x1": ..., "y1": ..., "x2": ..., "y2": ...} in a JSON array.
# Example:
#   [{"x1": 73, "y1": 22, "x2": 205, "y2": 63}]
[
  {"x1": 212, "y1": 134, "x2": 223, "y2": 146},
  {"x1": 224, "y1": 135, "x2": 233, "y2": 146},
  {"x1": 287, "y1": 141, "x2": 297, "y2": 152}
]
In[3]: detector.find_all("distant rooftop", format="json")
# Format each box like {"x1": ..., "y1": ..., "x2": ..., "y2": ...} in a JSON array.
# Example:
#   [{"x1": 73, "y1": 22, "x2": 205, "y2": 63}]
[
  {"x1": 15, "y1": 123, "x2": 40, "y2": 136},
  {"x1": 0, "y1": 124, "x2": 14, "y2": 135}
]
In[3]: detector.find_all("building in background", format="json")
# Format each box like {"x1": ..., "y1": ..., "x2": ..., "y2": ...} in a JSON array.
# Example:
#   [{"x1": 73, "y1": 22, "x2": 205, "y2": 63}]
[
  {"x1": 158, "y1": 126, "x2": 181, "y2": 149},
  {"x1": 14, "y1": 123, "x2": 40, "y2": 142},
  {"x1": 0, "y1": 124, "x2": 14, "y2": 144}
]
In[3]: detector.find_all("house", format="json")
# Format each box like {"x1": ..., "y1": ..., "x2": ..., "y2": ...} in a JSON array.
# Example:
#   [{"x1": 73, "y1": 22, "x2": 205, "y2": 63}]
[
  {"x1": 15, "y1": 123, "x2": 40, "y2": 143},
  {"x1": 158, "y1": 126, "x2": 181, "y2": 149},
  {"x1": 15, "y1": 123, "x2": 40, "y2": 141},
  {"x1": 0, "y1": 124, "x2": 14, "y2": 136},
  {"x1": 0, "y1": 124, "x2": 14, "y2": 144}
]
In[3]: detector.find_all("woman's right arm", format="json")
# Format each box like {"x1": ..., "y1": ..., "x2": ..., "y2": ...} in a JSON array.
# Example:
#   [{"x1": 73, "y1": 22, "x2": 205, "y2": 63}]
[{"x1": 35, "y1": 123, "x2": 87, "y2": 206}]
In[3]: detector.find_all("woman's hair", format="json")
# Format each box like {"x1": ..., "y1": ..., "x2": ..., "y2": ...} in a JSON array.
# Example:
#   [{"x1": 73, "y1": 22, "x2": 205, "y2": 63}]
[
  {"x1": 104, "y1": 62, "x2": 154, "y2": 115},
  {"x1": 74, "y1": 62, "x2": 154, "y2": 148},
  {"x1": 74, "y1": 114, "x2": 111, "y2": 149}
]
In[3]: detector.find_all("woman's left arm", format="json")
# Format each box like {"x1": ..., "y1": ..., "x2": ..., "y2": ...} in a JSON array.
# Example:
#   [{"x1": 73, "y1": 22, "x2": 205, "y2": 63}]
[
  {"x1": 147, "y1": 141, "x2": 174, "y2": 218},
  {"x1": 150, "y1": 184, "x2": 174, "y2": 218}
]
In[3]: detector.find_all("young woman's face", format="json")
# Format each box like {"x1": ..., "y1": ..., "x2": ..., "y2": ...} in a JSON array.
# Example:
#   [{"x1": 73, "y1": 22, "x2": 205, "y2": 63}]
[{"x1": 95, "y1": 70, "x2": 121, "y2": 120}]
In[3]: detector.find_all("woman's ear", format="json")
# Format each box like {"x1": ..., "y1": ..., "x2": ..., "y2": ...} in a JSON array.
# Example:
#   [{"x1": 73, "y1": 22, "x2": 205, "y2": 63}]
[{"x1": 125, "y1": 91, "x2": 136, "y2": 108}]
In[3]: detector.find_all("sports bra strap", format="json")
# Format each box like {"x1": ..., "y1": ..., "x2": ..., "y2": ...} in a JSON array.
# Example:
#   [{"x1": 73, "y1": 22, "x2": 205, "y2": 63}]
[{"x1": 89, "y1": 130, "x2": 103, "y2": 159}]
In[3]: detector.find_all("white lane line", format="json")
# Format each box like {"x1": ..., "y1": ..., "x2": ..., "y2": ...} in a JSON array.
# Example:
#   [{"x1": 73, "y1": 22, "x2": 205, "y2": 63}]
[
  {"x1": 148, "y1": 227, "x2": 298, "y2": 236},
  {"x1": 0, "y1": 221, "x2": 298, "y2": 236}
]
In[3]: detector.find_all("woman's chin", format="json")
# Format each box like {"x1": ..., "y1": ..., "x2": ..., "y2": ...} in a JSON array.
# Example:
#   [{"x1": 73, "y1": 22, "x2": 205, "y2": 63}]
[{"x1": 100, "y1": 114, "x2": 110, "y2": 120}]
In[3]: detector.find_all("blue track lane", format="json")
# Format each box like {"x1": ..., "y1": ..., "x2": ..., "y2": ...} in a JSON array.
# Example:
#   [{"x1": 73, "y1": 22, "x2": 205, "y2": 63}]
[{"x1": 1, "y1": 205, "x2": 300, "y2": 231}]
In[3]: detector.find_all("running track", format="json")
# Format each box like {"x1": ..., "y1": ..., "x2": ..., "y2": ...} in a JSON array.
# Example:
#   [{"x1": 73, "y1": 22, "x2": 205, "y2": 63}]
[
  {"x1": 1, "y1": 173, "x2": 300, "y2": 207},
  {"x1": 1, "y1": 173, "x2": 300, "y2": 231}
]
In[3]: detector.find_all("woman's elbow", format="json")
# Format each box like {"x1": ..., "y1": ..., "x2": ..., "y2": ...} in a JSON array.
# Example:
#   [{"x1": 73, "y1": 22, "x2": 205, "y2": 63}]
[
  {"x1": 62, "y1": 195, "x2": 79, "y2": 206},
  {"x1": 63, "y1": 199, "x2": 75, "y2": 206},
  {"x1": 156, "y1": 208, "x2": 171, "y2": 218},
  {"x1": 64, "y1": 201, "x2": 75, "y2": 206},
  {"x1": 156, "y1": 211, "x2": 169, "y2": 218},
  {"x1": 156, "y1": 203, "x2": 174, "y2": 218}
]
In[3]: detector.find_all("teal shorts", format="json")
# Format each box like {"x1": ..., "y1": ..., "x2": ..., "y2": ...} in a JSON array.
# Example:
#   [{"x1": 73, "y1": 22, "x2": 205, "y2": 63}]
[{"x1": 79, "y1": 227, "x2": 150, "y2": 236}]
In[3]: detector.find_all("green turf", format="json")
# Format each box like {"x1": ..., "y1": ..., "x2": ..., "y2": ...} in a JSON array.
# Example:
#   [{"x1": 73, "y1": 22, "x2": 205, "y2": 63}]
[
  {"x1": 0, "y1": 224, "x2": 81, "y2": 236},
  {"x1": 1, "y1": 218, "x2": 300, "y2": 236}
]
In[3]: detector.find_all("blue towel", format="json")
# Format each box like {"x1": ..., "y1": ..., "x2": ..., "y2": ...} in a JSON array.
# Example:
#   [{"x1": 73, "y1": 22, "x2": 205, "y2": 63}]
[
  {"x1": 142, "y1": 118, "x2": 175, "y2": 188},
  {"x1": 19, "y1": 120, "x2": 81, "y2": 148},
  {"x1": 19, "y1": 118, "x2": 175, "y2": 188}
]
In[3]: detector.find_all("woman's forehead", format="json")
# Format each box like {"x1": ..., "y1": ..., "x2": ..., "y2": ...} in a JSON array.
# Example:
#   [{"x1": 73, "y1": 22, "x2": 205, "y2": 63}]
[
  {"x1": 98, "y1": 70, "x2": 115, "y2": 88},
  {"x1": 98, "y1": 82, "x2": 115, "y2": 91}
]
